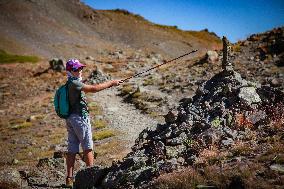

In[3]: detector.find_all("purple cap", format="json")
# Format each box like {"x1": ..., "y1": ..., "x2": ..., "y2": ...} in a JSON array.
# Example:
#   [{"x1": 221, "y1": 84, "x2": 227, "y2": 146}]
[{"x1": 66, "y1": 59, "x2": 86, "y2": 72}]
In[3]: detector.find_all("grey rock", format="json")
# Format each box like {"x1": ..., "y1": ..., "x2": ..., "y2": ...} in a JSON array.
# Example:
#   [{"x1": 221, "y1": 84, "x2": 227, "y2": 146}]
[
  {"x1": 0, "y1": 168, "x2": 22, "y2": 189},
  {"x1": 221, "y1": 137, "x2": 234, "y2": 147},
  {"x1": 88, "y1": 69, "x2": 111, "y2": 84},
  {"x1": 223, "y1": 126, "x2": 238, "y2": 139},
  {"x1": 165, "y1": 145, "x2": 186, "y2": 158},
  {"x1": 164, "y1": 110, "x2": 178, "y2": 124},
  {"x1": 166, "y1": 132, "x2": 187, "y2": 145},
  {"x1": 238, "y1": 87, "x2": 261, "y2": 105},
  {"x1": 75, "y1": 166, "x2": 110, "y2": 189},
  {"x1": 37, "y1": 157, "x2": 65, "y2": 170},
  {"x1": 206, "y1": 50, "x2": 219, "y2": 64},
  {"x1": 270, "y1": 164, "x2": 284, "y2": 173}
]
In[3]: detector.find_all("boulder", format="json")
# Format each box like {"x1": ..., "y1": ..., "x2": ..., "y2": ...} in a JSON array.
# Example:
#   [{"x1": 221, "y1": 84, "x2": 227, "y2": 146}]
[
  {"x1": 0, "y1": 168, "x2": 22, "y2": 189},
  {"x1": 75, "y1": 166, "x2": 110, "y2": 188},
  {"x1": 206, "y1": 50, "x2": 219, "y2": 63},
  {"x1": 49, "y1": 58, "x2": 65, "y2": 72}
]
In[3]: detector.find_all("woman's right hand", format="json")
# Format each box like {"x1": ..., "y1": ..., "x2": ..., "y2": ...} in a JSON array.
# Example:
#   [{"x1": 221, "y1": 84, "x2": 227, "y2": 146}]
[{"x1": 111, "y1": 80, "x2": 122, "y2": 86}]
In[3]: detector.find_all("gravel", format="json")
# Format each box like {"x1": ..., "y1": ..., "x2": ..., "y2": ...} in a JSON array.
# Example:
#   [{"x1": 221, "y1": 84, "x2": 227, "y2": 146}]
[{"x1": 92, "y1": 87, "x2": 158, "y2": 148}]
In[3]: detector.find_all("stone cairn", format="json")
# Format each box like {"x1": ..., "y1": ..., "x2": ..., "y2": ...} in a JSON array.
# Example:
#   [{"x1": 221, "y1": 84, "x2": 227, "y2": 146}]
[
  {"x1": 75, "y1": 37, "x2": 284, "y2": 189},
  {"x1": 222, "y1": 36, "x2": 233, "y2": 72}
]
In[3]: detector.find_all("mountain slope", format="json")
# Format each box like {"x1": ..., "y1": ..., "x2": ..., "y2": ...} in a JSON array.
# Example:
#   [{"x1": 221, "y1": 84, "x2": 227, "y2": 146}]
[{"x1": 0, "y1": 0, "x2": 221, "y2": 59}]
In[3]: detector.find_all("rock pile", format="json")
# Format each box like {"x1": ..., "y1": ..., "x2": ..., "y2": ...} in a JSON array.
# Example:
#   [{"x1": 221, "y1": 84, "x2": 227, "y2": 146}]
[
  {"x1": 88, "y1": 68, "x2": 111, "y2": 84},
  {"x1": 49, "y1": 58, "x2": 65, "y2": 72},
  {"x1": 75, "y1": 37, "x2": 284, "y2": 189}
]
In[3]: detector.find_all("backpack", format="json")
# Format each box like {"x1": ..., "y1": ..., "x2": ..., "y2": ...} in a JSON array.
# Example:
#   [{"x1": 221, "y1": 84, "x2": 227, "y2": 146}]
[{"x1": 54, "y1": 81, "x2": 70, "y2": 119}]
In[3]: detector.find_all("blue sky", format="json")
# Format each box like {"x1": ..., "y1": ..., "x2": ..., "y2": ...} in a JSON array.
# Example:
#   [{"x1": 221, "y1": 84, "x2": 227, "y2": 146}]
[{"x1": 83, "y1": 0, "x2": 284, "y2": 43}]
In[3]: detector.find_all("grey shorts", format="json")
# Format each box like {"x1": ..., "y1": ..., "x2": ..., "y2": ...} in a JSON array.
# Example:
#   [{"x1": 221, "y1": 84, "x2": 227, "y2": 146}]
[{"x1": 66, "y1": 114, "x2": 93, "y2": 153}]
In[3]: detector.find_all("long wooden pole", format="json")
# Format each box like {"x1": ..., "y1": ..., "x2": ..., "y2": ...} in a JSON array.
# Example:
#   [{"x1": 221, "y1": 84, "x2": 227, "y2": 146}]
[{"x1": 121, "y1": 49, "x2": 198, "y2": 82}]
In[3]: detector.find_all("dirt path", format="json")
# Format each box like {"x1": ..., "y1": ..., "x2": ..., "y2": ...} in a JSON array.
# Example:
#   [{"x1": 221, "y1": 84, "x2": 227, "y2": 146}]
[{"x1": 92, "y1": 87, "x2": 159, "y2": 148}]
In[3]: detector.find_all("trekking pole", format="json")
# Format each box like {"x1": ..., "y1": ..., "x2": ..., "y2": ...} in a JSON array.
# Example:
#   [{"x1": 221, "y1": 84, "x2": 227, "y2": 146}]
[{"x1": 120, "y1": 49, "x2": 198, "y2": 83}]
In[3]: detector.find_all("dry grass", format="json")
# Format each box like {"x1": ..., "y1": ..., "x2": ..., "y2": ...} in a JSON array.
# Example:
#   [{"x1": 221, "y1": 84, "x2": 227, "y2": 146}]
[
  {"x1": 10, "y1": 121, "x2": 32, "y2": 130},
  {"x1": 153, "y1": 162, "x2": 276, "y2": 189},
  {"x1": 93, "y1": 119, "x2": 107, "y2": 130},
  {"x1": 93, "y1": 129, "x2": 115, "y2": 141},
  {"x1": 155, "y1": 131, "x2": 284, "y2": 189},
  {"x1": 153, "y1": 168, "x2": 205, "y2": 189},
  {"x1": 186, "y1": 30, "x2": 221, "y2": 45},
  {"x1": 195, "y1": 147, "x2": 228, "y2": 166},
  {"x1": 232, "y1": 43, "x2": 242, "y2": 52},
  {"x1": 143, "y1": 77, "x2": 155, "y2": 86},
  {"x1": 88, "y1": 102, "x2": 103, "y2": 115},
  {"x1": 230, "y1": 141, "x2": 254, "y2": 156},
  {"x1": 95, "y1": 139, "x2": 130, "y2": 166}
]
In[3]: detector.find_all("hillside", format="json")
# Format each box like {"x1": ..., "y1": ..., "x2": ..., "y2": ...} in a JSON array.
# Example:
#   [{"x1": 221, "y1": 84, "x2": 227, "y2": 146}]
[{"x1": 0, "y1": 0, "x2": 221, "y2": 59}]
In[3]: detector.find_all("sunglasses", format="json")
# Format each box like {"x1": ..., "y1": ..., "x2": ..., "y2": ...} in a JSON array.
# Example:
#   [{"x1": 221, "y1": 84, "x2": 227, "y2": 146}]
[{"x1": 72, "y1": 67, "x2": 83, "y2": 72}]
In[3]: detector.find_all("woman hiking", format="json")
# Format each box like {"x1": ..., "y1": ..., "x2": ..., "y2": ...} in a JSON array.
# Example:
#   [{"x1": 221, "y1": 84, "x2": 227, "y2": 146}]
[{"x1": 64, "y1": 59, "x2": 121, "y2": 187}]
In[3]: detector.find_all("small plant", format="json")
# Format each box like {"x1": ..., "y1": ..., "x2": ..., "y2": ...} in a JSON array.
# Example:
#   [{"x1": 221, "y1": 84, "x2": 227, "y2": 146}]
[
  {"x1": 226, "y1": 113, "x2": 233, "y2": 127},
  {"x1": 132, "y1": 91, "x2": 142, "y2": 98},
  {"x1": 231, "y1": 143, "x2": 252, "y2": 156},
  {"x1": 120, "y1": 84, "x2": 134, "y2": 96},
  {"x1": 184, "y1": 138, "x2": 195, "y2": 147},
  {"x1": 143, "y1": 78, "x2": 155, "y2": 86},
  {"x1": 211, "y1": 117, "x2": 221, "y2": 128},
  {"x1": 10, "y1": 121, "x2": 32, "y2": 130},
  {"x1": 93, "y1": 130, "x2": 115, "y2": 141}
]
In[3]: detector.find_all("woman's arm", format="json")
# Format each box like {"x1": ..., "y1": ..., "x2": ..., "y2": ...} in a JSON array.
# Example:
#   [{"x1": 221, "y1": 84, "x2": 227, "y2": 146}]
[{"x1": 81, "y1": 80, "x2": 121, "y2": 93}]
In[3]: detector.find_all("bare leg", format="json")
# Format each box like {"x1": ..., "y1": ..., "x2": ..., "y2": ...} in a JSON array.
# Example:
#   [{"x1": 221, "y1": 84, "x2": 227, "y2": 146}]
[
  {"x1": 66, "y1": 152, "x2": 76, "y2": 178},
  {"x1": 84, "y1": 149, "x2": 94, "y2": 167}
]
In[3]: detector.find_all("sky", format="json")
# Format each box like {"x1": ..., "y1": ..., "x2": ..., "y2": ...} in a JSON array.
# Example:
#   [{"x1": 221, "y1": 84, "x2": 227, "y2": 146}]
[{"x1": 82, "y1": 0, "x2": 284, "y2": 43}]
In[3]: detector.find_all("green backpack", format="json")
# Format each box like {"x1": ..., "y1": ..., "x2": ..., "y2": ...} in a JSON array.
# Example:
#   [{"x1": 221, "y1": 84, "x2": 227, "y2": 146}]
[{"x1": 54, "y1": 81, "x2": 70, "y2": 119}]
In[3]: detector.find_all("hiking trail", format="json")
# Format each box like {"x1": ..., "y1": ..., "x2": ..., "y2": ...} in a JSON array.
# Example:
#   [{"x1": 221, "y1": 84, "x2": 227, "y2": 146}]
[{"x1": 92, "y1": 87, "x2": 159, "y2": 148}]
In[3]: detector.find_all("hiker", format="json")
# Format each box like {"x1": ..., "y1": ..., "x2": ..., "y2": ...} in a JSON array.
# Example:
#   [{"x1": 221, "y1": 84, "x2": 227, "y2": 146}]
[{"x1": 64, "y1": 59, "x2": 121, "y2": 187}]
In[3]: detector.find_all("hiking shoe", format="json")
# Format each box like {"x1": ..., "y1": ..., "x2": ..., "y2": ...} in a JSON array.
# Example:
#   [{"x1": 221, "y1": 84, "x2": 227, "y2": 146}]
[{"x1": 65, "y1": 177, "x2": 74, "y2": 188}]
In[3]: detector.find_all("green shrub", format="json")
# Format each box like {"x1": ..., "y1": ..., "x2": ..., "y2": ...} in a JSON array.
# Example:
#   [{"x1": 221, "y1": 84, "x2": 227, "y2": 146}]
[
  {"x1": 211, "y1": 117, "x2": 221, "y2": 128},
  {"x1": 0, "y1": 49, "x2": 40, "y2": 64}
]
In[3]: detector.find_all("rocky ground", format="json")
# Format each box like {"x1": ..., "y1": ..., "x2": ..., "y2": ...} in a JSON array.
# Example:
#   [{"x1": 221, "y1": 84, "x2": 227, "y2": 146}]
[
  {"x1": 0, "y1": 27, "x2": 283, "y2": 189},
  {"x1": 74, "y1": 49, "x2": 284, "y2": 188}
]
